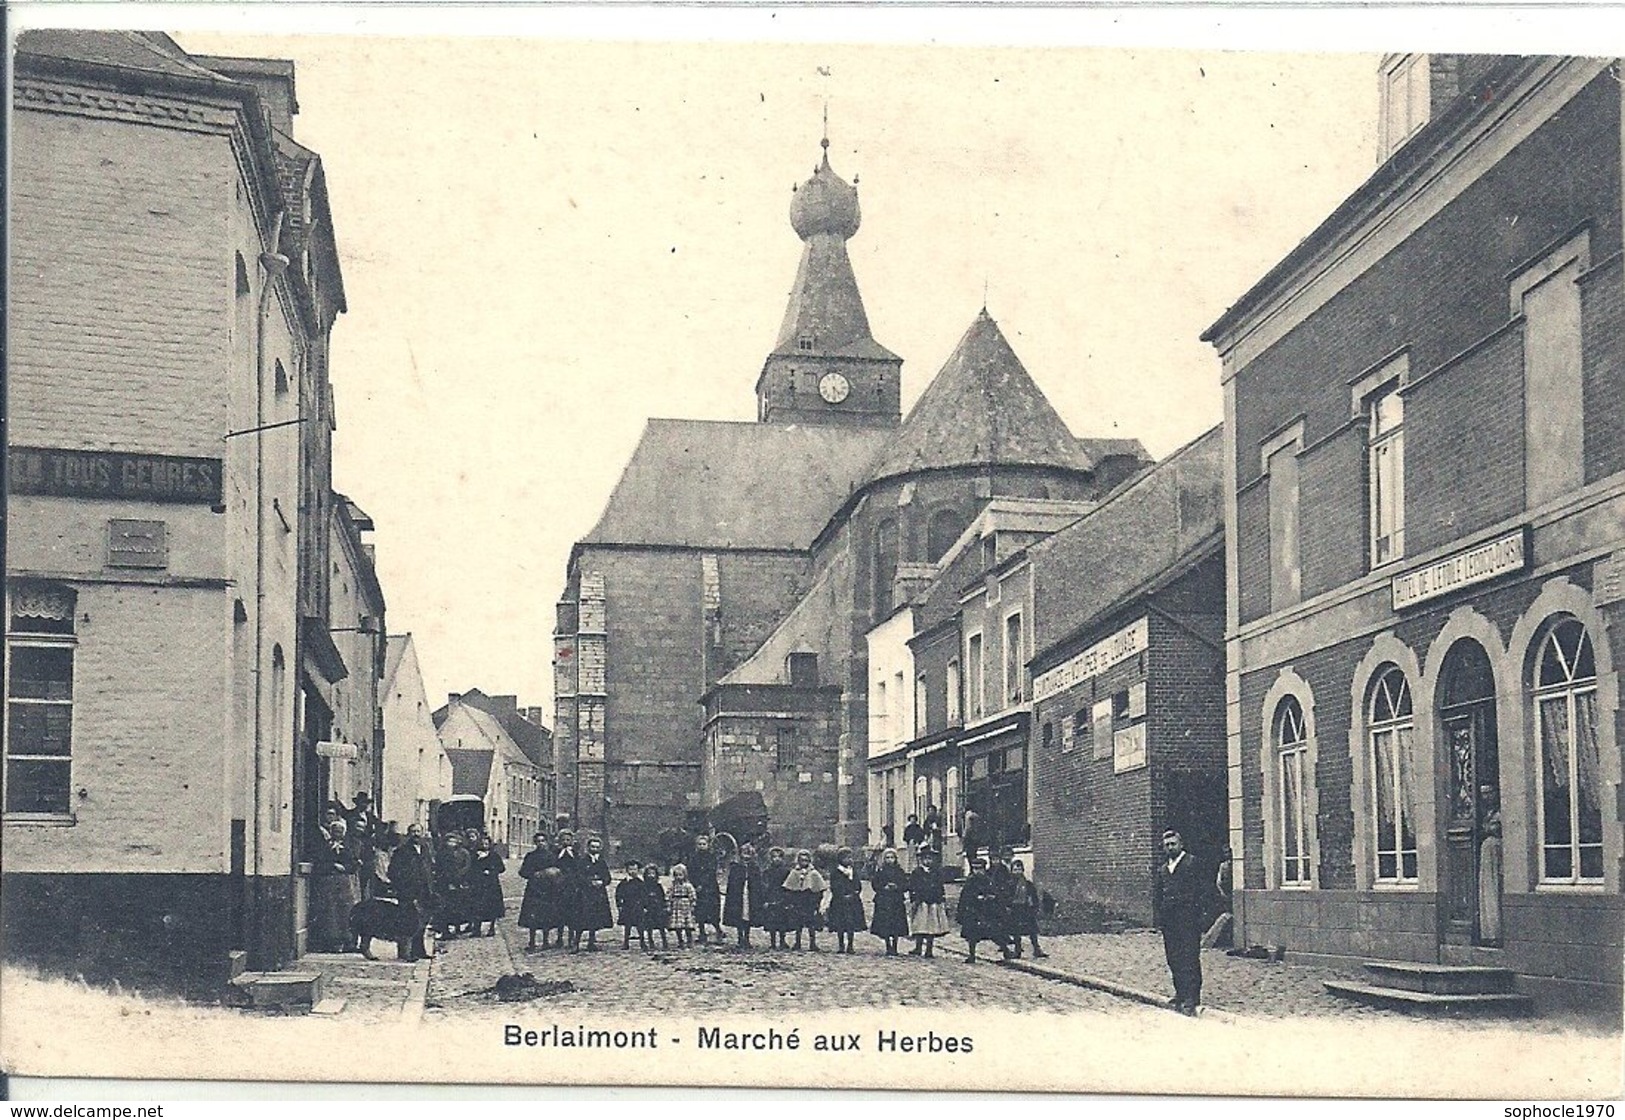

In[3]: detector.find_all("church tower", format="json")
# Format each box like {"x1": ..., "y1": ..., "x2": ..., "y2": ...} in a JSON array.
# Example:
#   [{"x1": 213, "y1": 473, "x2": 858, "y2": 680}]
[{"x1": 756, "y1": 134, "x2": 902, "y2": 427}]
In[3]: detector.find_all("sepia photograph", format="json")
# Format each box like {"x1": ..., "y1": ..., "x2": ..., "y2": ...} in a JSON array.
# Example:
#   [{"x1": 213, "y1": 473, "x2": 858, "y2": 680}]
[{"x1": 2, "y1": 4, "x2": 1623, "y2": 1101}]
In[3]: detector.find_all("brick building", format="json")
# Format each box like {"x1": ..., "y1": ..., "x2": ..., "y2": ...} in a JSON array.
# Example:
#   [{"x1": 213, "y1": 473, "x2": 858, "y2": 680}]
[
  {"x1": 558, "y1": 137, "x2": 1147, "y2": 858},
  {"x1": 1203, "y1": 55, "x2": 1625, "y2": 1010},
  {"x1": 4, "y1": 31, "x2": 353, "y2": 983},
  {"x1": 1026, "y1": 426, "x2": 1226, "y2": 924}
]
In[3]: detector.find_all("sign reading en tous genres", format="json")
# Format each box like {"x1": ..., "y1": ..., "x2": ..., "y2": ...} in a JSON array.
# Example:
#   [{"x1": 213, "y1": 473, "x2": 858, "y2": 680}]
[
  {"x1": 1032, "y1": 617, "x2": 1149, "y2": 703},
  {"x1": 1391, "y1": 529, "x2": 1528, "y2": 611},
  {"x1": 10, "y1": 446, "x2": 223, "y2": 505}
]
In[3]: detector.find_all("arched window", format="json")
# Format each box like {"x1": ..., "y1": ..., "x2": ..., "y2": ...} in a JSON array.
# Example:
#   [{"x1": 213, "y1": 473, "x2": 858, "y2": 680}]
[
  {"x1": 927, "y1": 508, "x2": 968, "y2": 563},
  {"x1": 874, "y1": 518, "x2": 899, "y2": 618},
  {"x1": 1533, "y1": 617, "x2": 1602, "y2": 884},
  {"x1": 944, "y1": 766, "x2": 960, "y2": 837},
  {"x1": 1275, "y1": 697, "x2": 1311, "y2": 886},
  {"x1": 914, "y1": 775, "x2": 928, "y2": 822},
  {"x1": 1368, "y1": 665, "x2": 1417, "y2": 882}
]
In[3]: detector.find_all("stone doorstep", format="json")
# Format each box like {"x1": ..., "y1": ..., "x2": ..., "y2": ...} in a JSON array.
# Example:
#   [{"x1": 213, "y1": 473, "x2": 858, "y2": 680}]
[
  {"x1": 226, "y1": 970, "x2": 325, "y2": 1012},
  {"x1": 1324, "y1": 979, "x2": 1534, "y2": 1015},
  {"x1": 1360, "y1": 960, "x2": 1517, "y2": 994}
]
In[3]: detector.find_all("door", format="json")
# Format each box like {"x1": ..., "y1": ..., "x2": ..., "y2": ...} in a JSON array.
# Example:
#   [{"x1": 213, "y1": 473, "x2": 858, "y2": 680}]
[{"x1": 1439, "y1": 641, "x2": 1500, "y2": 947}]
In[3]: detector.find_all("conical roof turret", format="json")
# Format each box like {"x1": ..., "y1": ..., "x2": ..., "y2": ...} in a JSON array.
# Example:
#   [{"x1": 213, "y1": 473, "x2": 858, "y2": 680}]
[{"x1": 865, "y1": 309, "x2": 1095, "y2": 482}]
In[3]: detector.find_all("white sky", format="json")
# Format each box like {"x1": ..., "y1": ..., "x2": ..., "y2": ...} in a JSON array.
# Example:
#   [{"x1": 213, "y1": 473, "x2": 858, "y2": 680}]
[{"x1": 43, "y1": 8, "x2": 1586, "y2": 717}]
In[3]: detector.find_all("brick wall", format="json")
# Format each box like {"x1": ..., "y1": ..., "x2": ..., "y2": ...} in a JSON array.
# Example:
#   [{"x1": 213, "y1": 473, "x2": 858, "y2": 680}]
[
  {"x1": 1405, "y1": 324, "x2": 1526, "y2": 555},
  {"x1": 1581, "y1": 252, "x2": 1625, "y2": 485},
  {"x1": 1030, "y1": 581, "x2": 1225, "y2": 922},
  {"x1": 3, "y1": 583, "x2": 231, "y2": 875},
  {"x1": 1233, "y1": 73, "x2": 1622, "y2": 627},
  {"x1": 9, "y1": 108, "x2": 230, "y2": 457},
  {"x1": 1297, "y1": 429, "x2": 1365, "y2": 601}
]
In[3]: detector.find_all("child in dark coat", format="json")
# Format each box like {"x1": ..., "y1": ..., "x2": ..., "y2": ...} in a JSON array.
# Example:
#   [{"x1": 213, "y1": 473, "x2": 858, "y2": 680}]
[
  {"x1": 616, "y1": 860, "x2": 647, "y2": 950},
  {"x1": 1008, "y1": 859, "x2": 1047, "y2": 959},
  {"x1": 641, "y1": 863, "x2": 671, "y2": 950},
  {"x1": 572, "y1": 837, "x2": 615, "y2": 952}
]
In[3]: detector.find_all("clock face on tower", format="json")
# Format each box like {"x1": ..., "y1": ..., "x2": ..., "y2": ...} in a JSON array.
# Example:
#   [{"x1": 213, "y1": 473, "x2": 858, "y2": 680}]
[{"x1": 818, "y1": 372, "x2": 851, "y2": 404}]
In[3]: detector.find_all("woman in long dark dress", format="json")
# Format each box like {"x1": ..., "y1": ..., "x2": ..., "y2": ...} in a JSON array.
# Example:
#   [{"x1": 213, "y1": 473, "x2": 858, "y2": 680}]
[
  {"x1": 723, "y1": 844, "x2": 765, "y2": 949},
  {"x1": 545, "y1": 830, "x2": 579, "y2": 947},
  {"x1": 435, "y1": 831, "x2": 474, "y2": 939},
  {"x1": 825, "y1": 847, "x2": 866, "y2": 954},
  {"x1": 517, "y1": 832, "x2": 555, "y2": 950},
  {"x1": 470, "y1": 834, "x2": 506, "y2": 936},
  {"x1": 868, "y1": 848, "x2": 910, "y2": 955},
  {"x1": 958, "y1": 856, "x2": 1011, "y2": 963},
  {"x1": 313, "y1": 818, "x2": 362, "y2": 952},
  {"x1": 571, "y1": 835, "x2": 615, "y2": 951},
  {"x1": 689, "y1": 835, "x2": 723, "y2": 945}
]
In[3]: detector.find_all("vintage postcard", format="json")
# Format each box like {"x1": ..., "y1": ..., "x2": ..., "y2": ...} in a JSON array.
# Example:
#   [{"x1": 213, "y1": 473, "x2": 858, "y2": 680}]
[{"x1": 3, "y1": 4, "x2": 1624, "y2": 1099}]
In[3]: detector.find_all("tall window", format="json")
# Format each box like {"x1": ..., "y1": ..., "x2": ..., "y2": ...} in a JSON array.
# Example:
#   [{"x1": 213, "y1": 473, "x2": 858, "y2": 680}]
[
  {"x1": 1518, "y1": 238, "x2": 1586, "y2": 507},
  {"x1": 1368, "y1": 383, "x2": 1405, "y2": 566},
  {"x1": 966, "y1": 633, "x2": 985, "y2": 721},
  {"x1": 894, "y1": 671, "x2": 906, "y2": 739},
  {"x1": 1004, "y1": 612, "x2": 1025, "y2": 706},
  {"x1": 874, "y1": 679, "x2": 889, "y2": 744},
  {"x1": 945, "y1": 766, "x2": 960, "y2": 836},
  {"x1": 915, "y1": 672, "x2": 928, "y2": 733},
  {"x1": 776, "y1": 726, "x2": 797, "y2": 770},
  {"x1": 946, "y1": 658, "x2": 962, "y2": 725},
  {"x1": 874, "y1": 518, "x2": 899, "y2": 618},
  {"x1": 4, "y1": 585, "x2": 77, "y2": 816},
  {"x1": 1276, "y1": 697, "x2": 1312, "y2": 886},
  {"x1": 1266, "y1": 440, "x2": 1302, "y2": 611},
  {"x1": 914, "y1": 775, "x2": 928, "y2": 823},
  {"x1": 1369, "y1": 665, "x2": 1418, "y2": 882},
  {"x1": 1534, "y1": 617, "x2": 1602, "y2": 884}
]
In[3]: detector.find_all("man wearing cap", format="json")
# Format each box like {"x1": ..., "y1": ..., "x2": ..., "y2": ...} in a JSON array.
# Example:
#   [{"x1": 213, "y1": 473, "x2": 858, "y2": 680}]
[
  {"x1": 347, "y1": 792, "x2": 381, "y2": 900},
  {"x1": 1154, "y1": 828, "x2": 1206, "y2": 1015}
]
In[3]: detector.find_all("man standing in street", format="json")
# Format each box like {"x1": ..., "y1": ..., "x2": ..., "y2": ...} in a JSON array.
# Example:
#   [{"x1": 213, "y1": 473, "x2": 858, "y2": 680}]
[
  {"x1": 388, "y1": 823, "x2": 435, "y2": 962},
  {"x1": 1154, "y1": 828, "x2": 1206, "y2": 1016}
]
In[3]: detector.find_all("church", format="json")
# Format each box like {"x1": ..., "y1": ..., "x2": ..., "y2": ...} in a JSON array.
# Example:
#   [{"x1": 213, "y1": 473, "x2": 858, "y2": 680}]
[{"x1": 553, "y1": 133, "x2": 1151, "y2": 857}]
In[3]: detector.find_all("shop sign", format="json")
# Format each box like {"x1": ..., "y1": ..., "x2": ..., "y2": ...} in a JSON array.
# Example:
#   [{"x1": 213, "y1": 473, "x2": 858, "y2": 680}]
[
  {"x1": 316, "y1": 741, "x2": 360, "y2": 760},
  {"x1": 1033, "y1": 617, "x2": 1149, "y2": 702},
  {"x1": 106, "y1": 519, "x2": 167, "y2": 569},
  {"x1": 1391, "y1": 528, "x2": 1527, "y2": 611},
  {"x1": 1113, "y1": 722, "x2": 1147, "y2": 774},
  {"x1": 10, "y1": 446, "x2": 222, "y2": 505}
]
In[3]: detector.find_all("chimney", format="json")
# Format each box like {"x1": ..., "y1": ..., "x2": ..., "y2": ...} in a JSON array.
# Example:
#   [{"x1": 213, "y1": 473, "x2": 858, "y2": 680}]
[
  {"x1": 892, "y1": 563, "x2": 937, "y2": 608},
  {"x1": 193, "y1": 55, "x2": 299, "y2": 136},
  {"x1": 448, "y1": 692, "x2": 462, "y2": 705}
]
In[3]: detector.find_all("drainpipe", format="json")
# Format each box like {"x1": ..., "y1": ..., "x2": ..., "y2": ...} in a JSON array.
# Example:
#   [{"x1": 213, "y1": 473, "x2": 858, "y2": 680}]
[{"x1": 250, "y1": 213, "x2": 290, "y2": 964}]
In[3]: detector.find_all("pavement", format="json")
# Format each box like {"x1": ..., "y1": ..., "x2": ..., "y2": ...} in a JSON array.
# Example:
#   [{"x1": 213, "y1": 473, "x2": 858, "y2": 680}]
[{"x1": 306, "y1": 870, "x2": 1617, "y2": 1035}]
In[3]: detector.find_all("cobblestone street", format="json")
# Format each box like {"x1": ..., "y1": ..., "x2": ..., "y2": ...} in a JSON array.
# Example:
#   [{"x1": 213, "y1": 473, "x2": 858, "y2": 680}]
[{"x1": 424, "y1": 875, "x2": 1132, "y2": 1019}]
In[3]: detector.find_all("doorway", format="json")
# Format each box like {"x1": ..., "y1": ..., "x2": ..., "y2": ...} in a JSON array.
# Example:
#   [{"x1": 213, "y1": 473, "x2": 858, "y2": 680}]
[{"x1": 1438, "y1": 640, "x2": 1501, "y2": 947}]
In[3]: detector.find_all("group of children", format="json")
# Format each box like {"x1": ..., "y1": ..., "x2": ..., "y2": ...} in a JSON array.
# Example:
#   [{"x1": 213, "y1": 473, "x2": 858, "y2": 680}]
[{"x1": 514, "y1": 830, "x2": 1049, "y2": 961}]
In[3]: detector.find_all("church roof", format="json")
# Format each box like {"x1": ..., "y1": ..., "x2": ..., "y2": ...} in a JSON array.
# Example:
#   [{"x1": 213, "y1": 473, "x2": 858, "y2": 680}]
[
  {"x1": 581, "y1": 418, "x2": 893, "y2": 551},
  {"x1": 864, "y1": 310, "x2": 1101, "y2": 484}
]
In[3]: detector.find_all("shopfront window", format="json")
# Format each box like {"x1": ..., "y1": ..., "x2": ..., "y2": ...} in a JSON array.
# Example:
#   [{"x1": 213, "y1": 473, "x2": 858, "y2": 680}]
[
  {"x1": 1534, "y1": 617, "x2": 1602, "y2": 884},
  {"x1": 1368, "y1": 665, "x2": 1418, "y2": 883},
  {"x1": 4, "y1": 585, "x2": 77, "y2": 817}
]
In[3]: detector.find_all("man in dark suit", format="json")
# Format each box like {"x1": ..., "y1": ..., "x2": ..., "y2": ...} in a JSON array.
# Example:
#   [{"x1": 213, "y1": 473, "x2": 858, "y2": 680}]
[{"x1": 1154, "y1": 828, "x2": 1207, "y2": 1015}]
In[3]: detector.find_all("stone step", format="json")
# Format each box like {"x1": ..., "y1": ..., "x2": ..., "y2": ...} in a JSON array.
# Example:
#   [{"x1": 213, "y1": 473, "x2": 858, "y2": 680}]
[
  {"x1": 226, "y1": 970, "x2": 325, "y2": 1012},
  {"x1": 310, "y1": 998, "x2": 348, "y2": 1016},
  {"x1": 1361, "y1": 960, "x2": 1517, "y2": 994},
  {"x1": 1325, "y1": 979, "x2": 1533, "y2": 1015}
]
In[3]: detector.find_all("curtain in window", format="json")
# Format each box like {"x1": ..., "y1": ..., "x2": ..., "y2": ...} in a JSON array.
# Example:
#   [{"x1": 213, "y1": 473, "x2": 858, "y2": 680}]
[
  {"x1": 1281, "y1": 749, "x2": 1304, "y2": 882},
  {"x1": 1539, "y1": 695, "x2": 1573, "y2": 879},
  {"x1": 1575, "y1": 690, "x2": 1603, "y2": 879}
]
